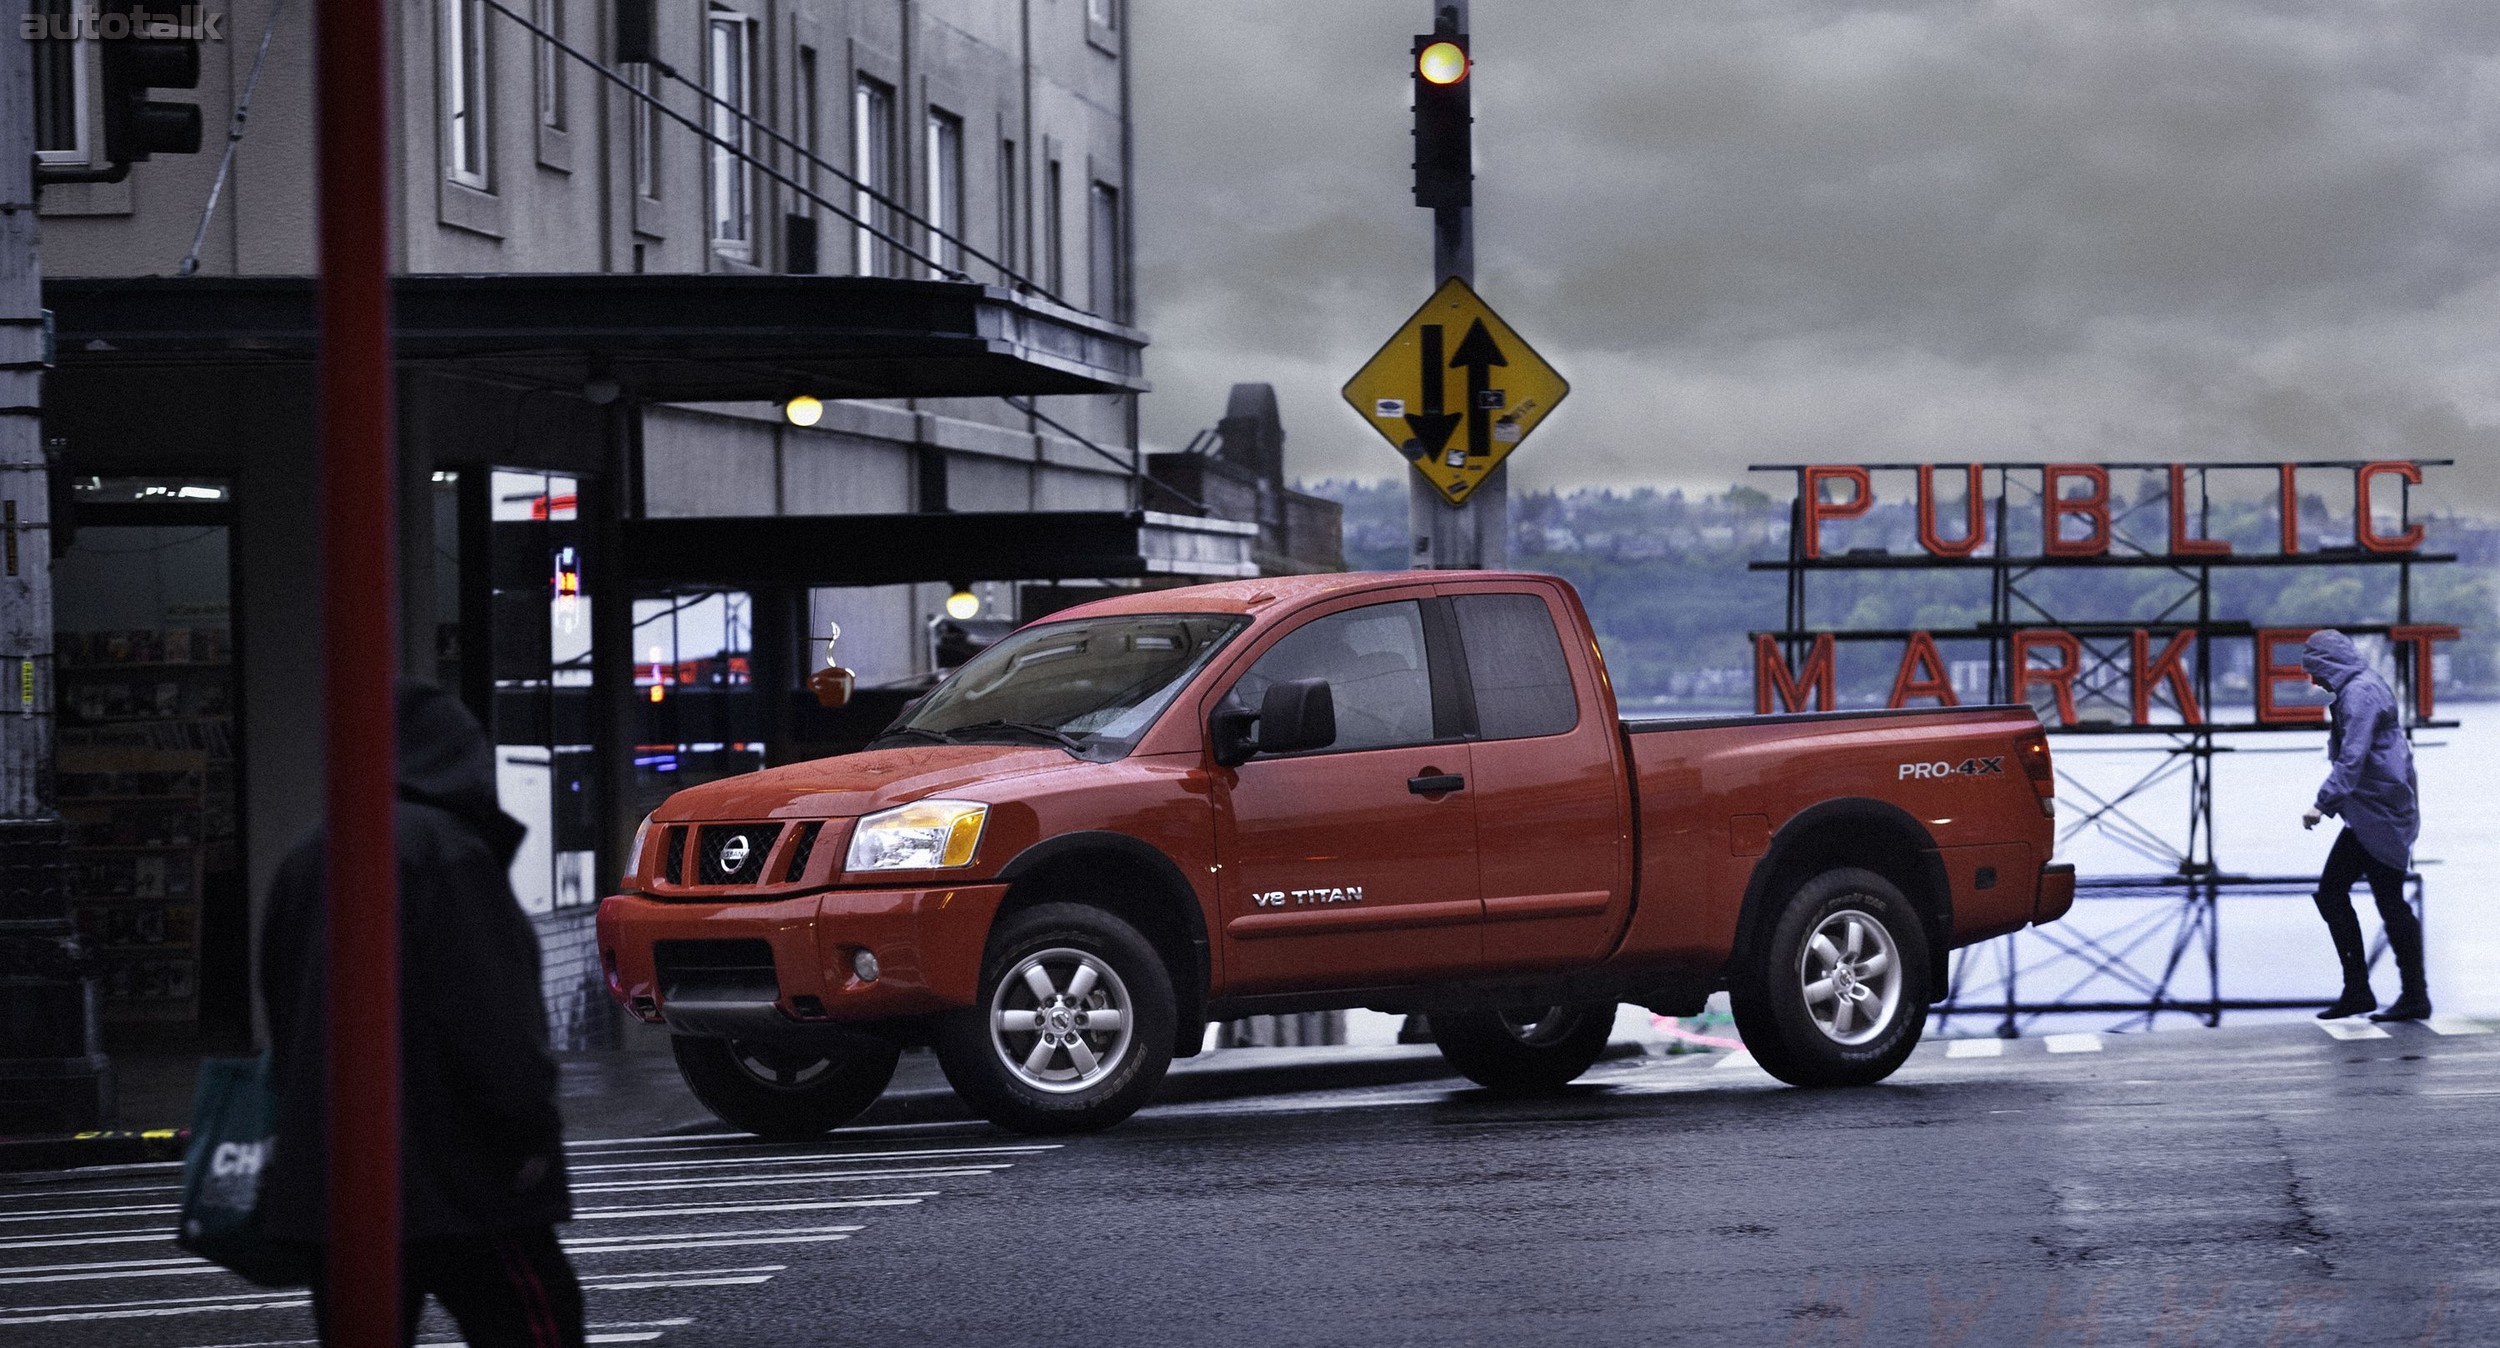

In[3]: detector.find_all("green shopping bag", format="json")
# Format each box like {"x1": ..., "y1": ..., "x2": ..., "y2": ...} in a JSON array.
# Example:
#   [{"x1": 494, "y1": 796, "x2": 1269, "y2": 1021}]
[{"x1": 175, "y1": 1055, "x2": 309, "y2": 1287}]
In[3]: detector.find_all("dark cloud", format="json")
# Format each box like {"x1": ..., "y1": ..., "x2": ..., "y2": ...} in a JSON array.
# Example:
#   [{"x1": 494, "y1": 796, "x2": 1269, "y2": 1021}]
[{"x1": 1131, "y1": 0, "x2": 2500, "y2": 510}]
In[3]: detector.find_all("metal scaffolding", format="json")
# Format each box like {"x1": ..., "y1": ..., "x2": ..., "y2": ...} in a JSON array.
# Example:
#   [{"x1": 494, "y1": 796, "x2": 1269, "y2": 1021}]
[{"x1": 1749, "y1": 460, "x2": 2457, "y2": 1033}]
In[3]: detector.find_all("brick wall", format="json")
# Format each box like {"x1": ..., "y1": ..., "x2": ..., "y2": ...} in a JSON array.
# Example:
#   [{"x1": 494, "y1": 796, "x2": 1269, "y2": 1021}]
[{"x1": 534, "y1": 907, "x2": 618, "y2": 1052}]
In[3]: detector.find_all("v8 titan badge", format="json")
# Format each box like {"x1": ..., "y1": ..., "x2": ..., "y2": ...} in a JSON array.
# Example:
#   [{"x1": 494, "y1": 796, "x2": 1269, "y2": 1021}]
[{"x1": 1341, "y1": 277, "x2": 1569, "y2": 505}]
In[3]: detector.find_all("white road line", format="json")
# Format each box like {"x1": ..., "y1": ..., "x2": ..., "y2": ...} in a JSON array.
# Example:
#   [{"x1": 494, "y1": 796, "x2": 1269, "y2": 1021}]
[
  {"x1": 0, "y1": 1229, "x2": 172, "y2": 1251},
  {"x1": 0, "y1": 1201, "x2": 181, "y2": 1223},
  {"x1": 582, "y1": 1275, "x2": 776, "y2": 1292},
  {"x1": 565, "y1": 1224, "x2": 861, "y2": 1245},
  {"x1": 569, "y1": 1234, "x2": 854, "y2": 1255},
  {"x1": 577, "y1": 1195, "x2": 928, "y2": 1220},
  {"x1": 2317, "y1": 1019, "x2": 2390, "y2": 1041},
  {"x1": 0, "y1": 1296, "x2": 311, "y2": 1327},
  {"x1": 4, "y1": 1286, "x2": 336, "y2": 1317},
  {"x1": 2043, "y1": 1033, "x2": 2104, "y2": 1054},
  {"x1": 1945, "y1": 1039, "x2": 2004, "y2": 1058},
  {"x1": 1713, "y1": 1050, "x2": 1760, "y2": 1071},
  {"x1": 568, "y1": 1145, "x2": 1055, "y2": 1175},
  {"x1": 570, "y1": 1165, "x2": 1003, "y2": 1194},
  {"x1": 2426, "y1": 1015, "x2": 2491, "y2": 1036}
]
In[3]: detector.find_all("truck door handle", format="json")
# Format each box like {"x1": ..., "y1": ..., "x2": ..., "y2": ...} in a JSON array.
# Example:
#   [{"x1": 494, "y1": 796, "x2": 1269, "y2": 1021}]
[{"x1": 1408, "y1": 772, "x2": 1465, "y2": 795}]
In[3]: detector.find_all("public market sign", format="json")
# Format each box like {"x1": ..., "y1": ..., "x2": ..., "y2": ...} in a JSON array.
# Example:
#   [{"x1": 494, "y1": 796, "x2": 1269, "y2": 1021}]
[
  {"x1": 1752, "y1": 460, "x2": 2462, "y2": 730},
  {"x1": 1342, "y1": 278, "x2": 1569, "y2": 505}
]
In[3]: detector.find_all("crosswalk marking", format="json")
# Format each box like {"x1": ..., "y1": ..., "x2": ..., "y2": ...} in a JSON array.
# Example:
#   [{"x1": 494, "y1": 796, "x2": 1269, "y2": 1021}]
[
  {"x1": 1945, "y1": 1039, "x2": 2003, "y2": 1058},
  {"x1": 2043, "y1": 1033, "x2": 2103, "y2": 1054},
  {"x1": 2316, "y1": 1019, "x2": 2389, "y2": 1041},
  {"x1": 1713, "y1": 1049, "x2": 1760, "y2": 1071},
  {"x1": 2427, "y1": 1015, "x2": 2490, "y2": 1036}
]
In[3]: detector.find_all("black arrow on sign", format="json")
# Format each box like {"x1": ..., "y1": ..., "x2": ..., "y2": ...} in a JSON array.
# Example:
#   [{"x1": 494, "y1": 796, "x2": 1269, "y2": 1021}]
[
  {"x1": 1401, "y1": 324, "x2": 1462, "y2": 462},
  {"x1": 1451, "y1": 319, "x2": 1508, "y2": 460}
]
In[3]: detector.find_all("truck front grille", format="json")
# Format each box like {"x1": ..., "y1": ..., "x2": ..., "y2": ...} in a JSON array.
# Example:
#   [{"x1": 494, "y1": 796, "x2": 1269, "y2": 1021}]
[
  {"x1": 696, "y1": 823, "x2": 785, "y2": 886},
  {"x1": 652, "y1": 938, "x2": 778, "y2": 1003},
  {"x1": 783, "y1": 822, "x2": 823, "y2": 882}
]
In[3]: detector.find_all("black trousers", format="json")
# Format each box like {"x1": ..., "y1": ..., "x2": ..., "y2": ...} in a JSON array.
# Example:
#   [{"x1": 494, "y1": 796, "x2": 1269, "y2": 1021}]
[
  {"x1": 2318, "y1": 827, "x2": 2409, "y2": 927},
  {"x1": 308, "y1": 1226, "x2": 585, "y2": 1348}
]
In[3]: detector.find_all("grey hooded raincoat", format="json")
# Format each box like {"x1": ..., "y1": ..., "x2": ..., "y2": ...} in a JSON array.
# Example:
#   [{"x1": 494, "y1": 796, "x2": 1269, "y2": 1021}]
[{"x1": 2301, "y1": 630, "x2": 2419, "y2": 872}]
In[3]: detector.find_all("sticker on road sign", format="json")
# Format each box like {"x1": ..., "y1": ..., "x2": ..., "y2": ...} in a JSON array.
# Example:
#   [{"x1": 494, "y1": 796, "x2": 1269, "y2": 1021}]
[{"x1": 1341, "y1": 277, "x2": 1569, "y2": 505}]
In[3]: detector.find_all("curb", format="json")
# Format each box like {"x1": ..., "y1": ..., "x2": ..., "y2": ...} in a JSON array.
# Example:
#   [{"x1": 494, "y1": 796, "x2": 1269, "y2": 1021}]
[{"x1": 0, "y1": 1127, "x2": 187, "y2": 1174}]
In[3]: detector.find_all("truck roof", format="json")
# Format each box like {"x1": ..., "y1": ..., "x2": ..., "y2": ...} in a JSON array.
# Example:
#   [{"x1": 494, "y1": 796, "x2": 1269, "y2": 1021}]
[{"x1": 1041, "y1": 569, "x2": 1564, "y2": 622}]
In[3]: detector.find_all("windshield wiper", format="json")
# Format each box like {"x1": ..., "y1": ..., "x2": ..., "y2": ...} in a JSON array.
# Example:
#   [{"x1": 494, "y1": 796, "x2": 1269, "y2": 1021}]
[
  {"x1": 868, "y1": 724, "x2": 959, "y2": 749},
  {"x1": 942, "y1": 719, "x2": 1091, "y2": 754}
]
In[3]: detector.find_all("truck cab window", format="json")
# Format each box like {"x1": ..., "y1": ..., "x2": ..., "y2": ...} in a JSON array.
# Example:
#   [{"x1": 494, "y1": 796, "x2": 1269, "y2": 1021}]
[
  {"x1": 1231, "y1": 601, "x2": 1434, "y2": 752},
  {"x1": 1454, "y1": 592, "x2": 1579, "y2": 740}
]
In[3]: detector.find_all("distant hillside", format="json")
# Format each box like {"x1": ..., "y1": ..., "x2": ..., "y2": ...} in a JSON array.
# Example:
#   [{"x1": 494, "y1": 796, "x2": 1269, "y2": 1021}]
[{"x1": 1302, "y1": 478, "x2": 2500, "y2": 709}]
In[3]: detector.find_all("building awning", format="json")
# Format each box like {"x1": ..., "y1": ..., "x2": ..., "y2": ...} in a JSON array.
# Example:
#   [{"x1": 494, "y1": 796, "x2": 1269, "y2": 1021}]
[
  {"x1": 43, "y1": 273, "x2": 1147, "y2": 399},
  {"x1": 610, "y1": 510, "x2": 1259, "y2": 588}
]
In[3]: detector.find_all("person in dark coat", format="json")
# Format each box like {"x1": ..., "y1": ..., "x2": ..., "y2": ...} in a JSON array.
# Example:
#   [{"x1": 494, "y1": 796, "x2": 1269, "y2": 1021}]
[
  {"x1": 2299, "y1": 630, "x2": 2431, "y2": 1022},
  {"x1": 259, "y1": 681, "x2": 584, "y2": 1346}
]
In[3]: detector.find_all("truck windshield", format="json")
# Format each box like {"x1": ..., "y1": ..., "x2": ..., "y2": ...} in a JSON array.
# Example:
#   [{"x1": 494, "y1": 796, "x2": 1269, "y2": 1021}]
[{"x1": 875, "y1": 613, "x2": 1248, "y2": 759}]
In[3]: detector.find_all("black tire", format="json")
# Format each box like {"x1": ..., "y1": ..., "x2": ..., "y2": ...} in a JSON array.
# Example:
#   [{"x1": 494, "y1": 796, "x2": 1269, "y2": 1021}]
[
  {"x1": 1731, "y1": 867, "x2": 1930, "y2": 1088},
  {"x1": 1429, "y1": 1003, "x2": 1616, "y2": 1095},
  {"x1": 933, "y1": 902, "x2": 1177, "y2": 1135},
  {"x1": 670, "y1": 1032, "x2": 902, "y2": 1140}
]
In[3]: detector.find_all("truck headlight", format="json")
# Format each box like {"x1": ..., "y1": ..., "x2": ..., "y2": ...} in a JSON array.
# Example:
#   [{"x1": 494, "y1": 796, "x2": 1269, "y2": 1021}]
[
  {"x1": 629, "y1": 813, "x2": 656, "y2": 881},
  {"x1": 846, "y1": 800, "x2": 988, "y2": 872}
]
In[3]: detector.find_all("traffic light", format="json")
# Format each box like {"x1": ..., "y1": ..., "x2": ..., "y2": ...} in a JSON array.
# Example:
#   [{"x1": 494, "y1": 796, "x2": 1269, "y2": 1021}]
[
  {"x1": 99, "y1": 2, "x2": 202, "y2": 165},
  {"x1": 1411, "y1": 32, "x2": 1471, "y2": 209}
]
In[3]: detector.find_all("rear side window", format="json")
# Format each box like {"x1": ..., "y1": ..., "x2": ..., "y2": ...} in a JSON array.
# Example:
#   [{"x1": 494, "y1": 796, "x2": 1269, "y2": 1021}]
[
  {"x1": 1230, "y1": 600, "x2": 1435, "y2": 752},
  {"x1": 1454, "y1": 592, "x2": 1578, "y2": 740}
]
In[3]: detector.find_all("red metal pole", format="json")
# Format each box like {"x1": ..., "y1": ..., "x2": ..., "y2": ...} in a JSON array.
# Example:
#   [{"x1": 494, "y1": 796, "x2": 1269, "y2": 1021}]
[{"x1": 315, "y1": 0, "x2": 399, "y2": 1342}]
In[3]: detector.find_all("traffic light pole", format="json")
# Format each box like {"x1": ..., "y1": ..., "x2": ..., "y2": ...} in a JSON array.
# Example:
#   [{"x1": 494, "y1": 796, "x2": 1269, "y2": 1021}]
[{"x1": 1410, "y1": 0, "x2": 1504, "y2": 570}]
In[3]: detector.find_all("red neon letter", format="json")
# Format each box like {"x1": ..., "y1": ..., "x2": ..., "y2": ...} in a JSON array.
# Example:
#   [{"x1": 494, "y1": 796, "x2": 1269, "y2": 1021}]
[
  {"x1": 2278, "y1": 463, "x2": 2300, "y2": 555},
  {"x1": 1799, "y1": 466, "x2": 1872, "y2": 560},
  {"x1": 2355, "y1": 461, "x2": 2425, "y2": 553},
  {"x1": 2129, "y1": 629, "x2": 2203, "y2": 726},
  {"x1": 1887, "y1": 631, "x2": 1959, "y2": 708},
  {"x1": 2042, "y1": 465, "x2": 2110, "y2": 557},
  {"x1": 2011, "y1": 629, "x2": 2083, "y2": 727},
  {"x1": 2254, "y1": 628, "x2": 2325, "y2": 725},
  {"x1": 2389, "y1": 624, "x2": 2463, "y2": 719},
  {"x1": 1915, "y1": 464, "x2": 1986, "y2": 559},
  {"x1": 2166, "y1": 464, "x2": 2230, "y2": 557},
  {"x1": 1755, "y1": 633, "x2": 1835, "y2": 713}
]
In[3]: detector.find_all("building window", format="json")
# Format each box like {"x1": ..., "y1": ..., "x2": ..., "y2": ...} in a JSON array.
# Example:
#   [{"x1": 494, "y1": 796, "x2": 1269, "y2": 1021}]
[
  {"x1": 997, "y1": 139, "x2": 1019, "y2": 277},
  {"x1": 1089, "y1": 179, "x2": 1123, "y2": 319},
  {"x1": 443, "y1": 0, "x2": 492, "y2": 189},
  {"x1": 1043, "y1": 158, "x2": 1064, "y2": 298},
  {"x1": 630, "y1": 64, "x2": 660, "y2": 200},
  {"x1": 853, "y1": 76, "x2": 896, "y2": 277},
  {"x1": 30, "y1": 2, "x2": 88, "y2": 166},
  {"x1": 706, "y1": 10, "x2": 756, "y2": 261},
  {"x1": 532, "y1": 0, "x2": 565, "y2": 132},
  {"x1": 926, "y1": 109, "x2": 964, "y2": 278}
]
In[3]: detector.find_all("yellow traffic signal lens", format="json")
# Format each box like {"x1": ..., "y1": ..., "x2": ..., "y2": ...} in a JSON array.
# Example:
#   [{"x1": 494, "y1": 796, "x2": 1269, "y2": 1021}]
[
  {"x1": 945, "y1": 588, "x2": 981, "y2": 620},
  {"x1": 1418, "y1": 41, "x2": 1468, "y2": 86},
  {"x1": 783, "y1": 394, "x2": 824, "y2": 427}
]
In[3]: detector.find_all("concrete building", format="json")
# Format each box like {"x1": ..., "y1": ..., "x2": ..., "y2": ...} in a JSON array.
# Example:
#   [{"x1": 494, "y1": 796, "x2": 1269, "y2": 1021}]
[{"x1": 22, "y1": 0, "x2": 1266, "y2": 1077}]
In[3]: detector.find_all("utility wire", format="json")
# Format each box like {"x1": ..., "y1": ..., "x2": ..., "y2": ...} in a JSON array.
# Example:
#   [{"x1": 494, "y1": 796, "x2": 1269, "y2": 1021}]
[
  {"x1": 477, "y1": 0, "x2": 954, "y2": 280},
  {"x1": 178, "y1": 0, "x2": 286, "y2": 277}
]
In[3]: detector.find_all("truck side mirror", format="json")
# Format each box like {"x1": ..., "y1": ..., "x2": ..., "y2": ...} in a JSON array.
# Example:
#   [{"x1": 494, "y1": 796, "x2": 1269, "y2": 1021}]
[
  {"x1": 1255, "y1": 679, "x2": 1336, "y2": 756},
  {"x1": 1207, "y1": 678, "x2": 1337, "y2": 767}
]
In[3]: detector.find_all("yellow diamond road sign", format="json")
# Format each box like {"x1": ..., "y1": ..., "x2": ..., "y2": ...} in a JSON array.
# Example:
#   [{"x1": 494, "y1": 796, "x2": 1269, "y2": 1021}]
[{"x1": 1341, "y1": 277, "x2": 1570, "y2": 505}]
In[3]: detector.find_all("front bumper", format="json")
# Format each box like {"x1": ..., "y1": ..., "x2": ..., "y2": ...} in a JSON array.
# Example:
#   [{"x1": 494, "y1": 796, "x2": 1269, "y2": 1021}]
[{"x1": 597, "y1": 882, "x2": 1012, "y2": 1034}]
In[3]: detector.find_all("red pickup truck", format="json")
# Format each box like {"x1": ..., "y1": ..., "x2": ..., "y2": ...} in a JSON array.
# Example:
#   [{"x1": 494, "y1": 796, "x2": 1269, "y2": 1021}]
[{"x1": 599, "y1": 572, "x2": 2072, "y2": 1136}]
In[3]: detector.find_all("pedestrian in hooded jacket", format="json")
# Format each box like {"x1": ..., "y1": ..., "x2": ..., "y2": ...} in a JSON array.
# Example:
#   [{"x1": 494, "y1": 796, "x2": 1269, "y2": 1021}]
[
  {"x1": 259, "y1": 681, "x2": 585, "y2": 1347},
  {"x1": 2298, "y1": 630, "x2": 2431, "y2": 1023}
]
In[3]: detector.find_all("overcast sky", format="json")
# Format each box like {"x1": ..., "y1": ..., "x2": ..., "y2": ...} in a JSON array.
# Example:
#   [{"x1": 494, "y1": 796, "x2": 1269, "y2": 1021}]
[{"x1": 1128, "y1": 0, "x2": 2500, "y2": 509}]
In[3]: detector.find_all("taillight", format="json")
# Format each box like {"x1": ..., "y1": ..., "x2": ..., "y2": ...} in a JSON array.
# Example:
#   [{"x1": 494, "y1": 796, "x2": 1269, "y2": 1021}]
[{"x1": 2017, "y1": 728, "x2": 2054, "y2": 815}]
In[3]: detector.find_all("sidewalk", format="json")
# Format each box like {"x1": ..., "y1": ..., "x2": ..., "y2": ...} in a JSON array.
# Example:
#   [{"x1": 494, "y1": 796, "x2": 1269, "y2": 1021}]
[{"x1": 0, "y1": 1035, "x2": 1538, "y2": 1172}]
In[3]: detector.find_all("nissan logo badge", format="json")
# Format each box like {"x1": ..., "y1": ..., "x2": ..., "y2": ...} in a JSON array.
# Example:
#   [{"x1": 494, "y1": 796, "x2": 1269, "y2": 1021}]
[{"x1": 718, "y1": 834, "x2": 751, "y2": 873}]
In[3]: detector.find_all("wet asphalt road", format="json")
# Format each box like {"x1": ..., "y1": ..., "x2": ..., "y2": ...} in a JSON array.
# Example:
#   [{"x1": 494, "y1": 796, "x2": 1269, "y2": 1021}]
[{"x1": 5, "y1": 1016, "x2": 2496, "y2": 1347}]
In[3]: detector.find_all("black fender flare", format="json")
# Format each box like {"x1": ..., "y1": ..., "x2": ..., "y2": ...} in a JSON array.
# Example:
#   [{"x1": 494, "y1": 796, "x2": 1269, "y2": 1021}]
[
  {"x1": 1732, "y1": 798, "x2": 1952, "y2": 992},
  {"x1": 995, "y1": 831, "x2": 1213, "y2": 1056}
]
